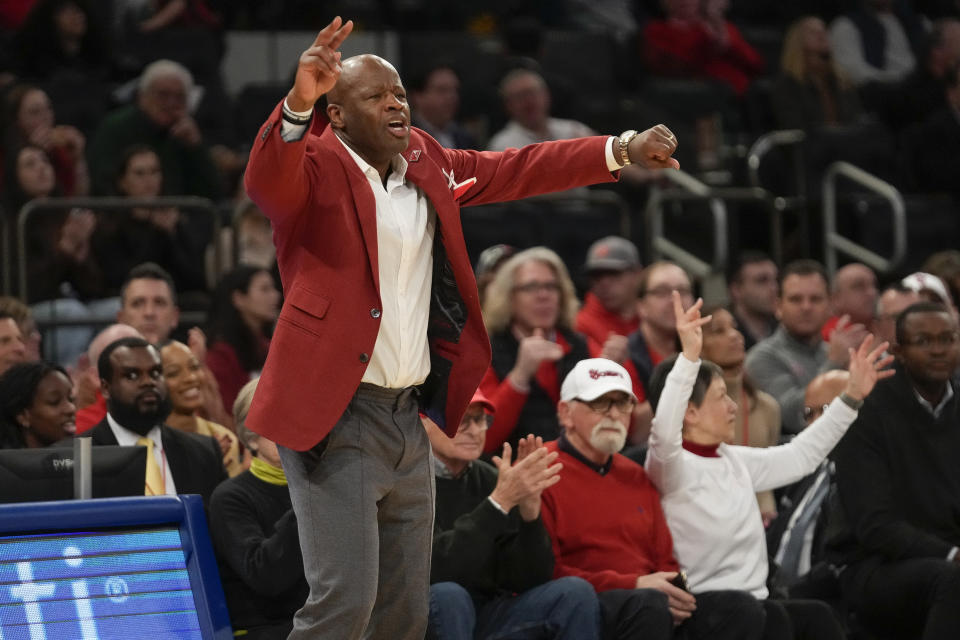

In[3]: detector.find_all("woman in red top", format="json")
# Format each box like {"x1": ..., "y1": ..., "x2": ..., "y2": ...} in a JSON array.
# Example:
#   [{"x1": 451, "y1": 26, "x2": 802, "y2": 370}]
[{"x1": 205, "y1": 265, "x2": 279, "y2": 415}]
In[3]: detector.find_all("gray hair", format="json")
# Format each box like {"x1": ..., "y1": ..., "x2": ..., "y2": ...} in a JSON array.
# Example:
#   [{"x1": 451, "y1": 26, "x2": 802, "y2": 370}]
[
  {"x1": 232, "y1": 377, "x2": 261, "y2": 449},
  {"x1": 482, "y1": 246, "x2": 580, "y2": 334},
  {"x1": 138, "y1": 59, "x2": 193, "y2": 95}
]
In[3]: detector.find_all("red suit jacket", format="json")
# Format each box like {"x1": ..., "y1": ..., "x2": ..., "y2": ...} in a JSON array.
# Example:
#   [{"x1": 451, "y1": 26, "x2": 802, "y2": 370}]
[{"x1": 244, "y1": 101, "x2": 617, "y2": 450}]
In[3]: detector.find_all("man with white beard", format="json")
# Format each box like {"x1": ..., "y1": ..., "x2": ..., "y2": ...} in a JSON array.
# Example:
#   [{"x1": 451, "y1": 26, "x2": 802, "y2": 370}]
[{"x1": 540, "y1": 358, "x2": 765, "y2": 640}]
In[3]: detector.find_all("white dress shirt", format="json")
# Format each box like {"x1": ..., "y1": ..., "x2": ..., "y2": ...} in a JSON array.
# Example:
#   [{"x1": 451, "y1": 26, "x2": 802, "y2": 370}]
[
  {"x1": 107, "y1": 414, "x2": 177, "y2": 495},
  {"x1": 336, "y1": 135, "x2": 435, "y2": 388}
]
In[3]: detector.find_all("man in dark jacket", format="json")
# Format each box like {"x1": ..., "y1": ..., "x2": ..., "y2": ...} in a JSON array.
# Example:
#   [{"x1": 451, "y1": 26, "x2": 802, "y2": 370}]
[
  {"x1": 425, "y1": 389, "x2": 601, "y2": 640},
  {"x1": 81, "y1": 336, "x2": 226, "y2": 503},
  {"x1": 830, "y1": 301, "x2": 960, "y2": 639}
]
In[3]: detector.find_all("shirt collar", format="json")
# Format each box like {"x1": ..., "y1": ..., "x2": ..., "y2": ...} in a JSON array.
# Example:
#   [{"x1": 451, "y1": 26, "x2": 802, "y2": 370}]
[
  {"x1": 558, "y1": 433, "x2": 613, "y2": 476},
  {"x1": 335, "y1": 131, "x2": 409, "y2": 185},
  {"x1": 106, "y1": 413, "x2": 163, "y2": 452},
  {"x1": 912, "y1": 381, "x2": 954, "y2": 418},
  {"x1": 432, "y1": 455, "x2": 473, "y2": 480}
]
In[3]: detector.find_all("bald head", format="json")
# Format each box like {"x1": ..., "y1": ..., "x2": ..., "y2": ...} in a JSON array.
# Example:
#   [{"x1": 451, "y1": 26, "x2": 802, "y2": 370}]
[
  {"x1": 327, "y1": 55, "x2": 400, "y2": 105},
  {"x1": 831, "y1": 263, "x2": 877, "y2": 324},
  {"x1": 87, "y1": 323, "x2": 144, "y2": 370},
  {"x1": 804, "y1": 370, "x2": 849, "y2": 425},
  {"x1": 325, "y1": 53, "x2": 411, "y2": 177}
]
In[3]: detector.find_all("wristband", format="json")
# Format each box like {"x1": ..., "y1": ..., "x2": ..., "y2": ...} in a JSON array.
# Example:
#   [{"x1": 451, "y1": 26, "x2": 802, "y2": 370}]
[
  {"x1": 282, "y1": 108, "x2": 313, "y2": 126},
  {"x1": 487, "y1": 496, "x2": 508, "y2": 515},
  {"x1": 839, "y1": 392, "x2": 864, "y2": 410}
]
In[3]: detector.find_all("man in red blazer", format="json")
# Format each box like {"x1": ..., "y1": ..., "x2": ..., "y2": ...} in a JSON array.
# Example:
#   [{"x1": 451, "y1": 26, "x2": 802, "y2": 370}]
[{"x1": 243, "y1": 16, "x2": 680, "y2": 640}]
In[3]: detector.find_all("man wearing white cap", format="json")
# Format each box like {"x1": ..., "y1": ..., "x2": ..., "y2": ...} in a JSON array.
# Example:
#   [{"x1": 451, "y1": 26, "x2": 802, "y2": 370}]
[{"x1": 540, "y1": 358, "x2": 765, "y2": 640}]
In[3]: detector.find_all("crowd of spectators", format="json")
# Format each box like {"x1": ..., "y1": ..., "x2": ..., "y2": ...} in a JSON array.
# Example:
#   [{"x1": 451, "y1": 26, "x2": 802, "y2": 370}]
[{"x1": 2, "y1": 0, "x2": 960, "y2": 638}]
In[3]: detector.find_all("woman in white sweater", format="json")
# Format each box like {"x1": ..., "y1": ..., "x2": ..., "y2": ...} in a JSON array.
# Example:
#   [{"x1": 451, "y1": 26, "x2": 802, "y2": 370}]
[{"x1": 644, "y1": 292, "x2": 892, "y2": 640}]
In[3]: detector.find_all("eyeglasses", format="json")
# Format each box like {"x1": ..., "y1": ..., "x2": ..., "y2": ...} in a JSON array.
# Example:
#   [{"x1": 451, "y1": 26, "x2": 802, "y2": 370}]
[
  {"x1": 643, "y1": 286, "x2": 693, "y2": 299},
  {"x1": 457, "y1": 413, "x2": 493, "y2": 432},
  {"x1": 513, "y1": 281, "x2": 561, "y2": 295},
  {"x1": 900, "y1": 332, "x2": 960, "y2": 349},
  {"x1": 575, "y1": 396, "x2": 636, "y2": 414},
  {"x1": 802, "y1": 403, "x2": 830, "y2": 423}
]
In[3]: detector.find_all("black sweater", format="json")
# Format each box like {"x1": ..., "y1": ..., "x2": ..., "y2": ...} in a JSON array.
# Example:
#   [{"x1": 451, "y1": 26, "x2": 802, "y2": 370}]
[
  {"x1": 208, "y1": 471, "x2": 307, "y2": 633},
  {"x1": 431, "y1": 460, "x2": 554, "y2": 599},
  {"x1": 830, "y1": 368, "x2": 960, "y2": 587}
]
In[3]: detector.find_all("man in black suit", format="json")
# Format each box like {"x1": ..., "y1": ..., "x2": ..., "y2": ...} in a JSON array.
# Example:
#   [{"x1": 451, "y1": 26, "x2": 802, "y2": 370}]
[{"x1": 81, "y1": 336, "x2": 226, "y2": 503}]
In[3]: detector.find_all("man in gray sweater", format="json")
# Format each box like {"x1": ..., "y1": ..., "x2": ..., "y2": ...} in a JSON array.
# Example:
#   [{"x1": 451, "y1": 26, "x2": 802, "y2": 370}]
[{"x1": 745, "y1": 260, "x2": 864, "y2": 435}]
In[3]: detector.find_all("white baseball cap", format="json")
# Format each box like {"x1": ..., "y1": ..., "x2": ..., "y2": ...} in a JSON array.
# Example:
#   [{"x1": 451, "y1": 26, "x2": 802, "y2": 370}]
[
  {"x1": 561, "y1": 358, "x2": 636, "y2": 403},
  {"x1": 902, "y1": 272, "x2": 954, "y2": 306}
]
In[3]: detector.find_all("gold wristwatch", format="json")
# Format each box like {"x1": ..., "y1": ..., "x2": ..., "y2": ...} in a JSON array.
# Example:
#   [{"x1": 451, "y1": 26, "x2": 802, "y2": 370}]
[{"x1": 618, "y1": 129, "x2": 638, "y2": 166}]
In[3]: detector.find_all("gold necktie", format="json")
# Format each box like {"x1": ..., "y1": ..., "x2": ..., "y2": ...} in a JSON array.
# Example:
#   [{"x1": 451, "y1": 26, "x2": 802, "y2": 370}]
[{"x1": 137, "y1": 437, "x2": 164, "y2": 496}]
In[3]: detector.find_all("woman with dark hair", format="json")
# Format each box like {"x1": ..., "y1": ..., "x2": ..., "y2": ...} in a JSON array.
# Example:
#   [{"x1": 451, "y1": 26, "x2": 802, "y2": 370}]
[
  {"x1": 12, "y1": 0, "x2": 109, "y2": 81},
  {"x1": 91, "y1": 143, "x2": 206, "y2": 294},
  {"x1": 701, "y1": 304, "x2": 782, "y2": 526},
  {"x1": 5, "y1": 144, "x2": 113, "y2": 364},
  {"x1": 0, "y1": 360, "x2": 76, "y2": 449},
  {"x1": 205, "y1": 265, "x2": 279, "y2": 415},
  {"x1": 3, "y1": 83, "x2": 89, "y2": 196}
]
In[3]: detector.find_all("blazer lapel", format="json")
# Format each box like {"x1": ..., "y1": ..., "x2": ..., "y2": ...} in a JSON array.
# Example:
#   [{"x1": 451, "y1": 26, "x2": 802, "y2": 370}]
[
  {"x1": 88, "y1": 419, "x2": 119, "y2": 445},
  {"x1": 322, "y1": 127, "x2": 380, "y2": 294},
  {"x1": 160, "y1": 427, "x2": 189, "y2": 488}
]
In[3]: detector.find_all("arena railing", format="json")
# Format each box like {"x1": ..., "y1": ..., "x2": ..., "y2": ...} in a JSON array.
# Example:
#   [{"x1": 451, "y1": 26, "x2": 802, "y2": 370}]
[
  {"x1": 16, "y1": 196, "x2": 221, "y2": 304},
  {"x1": 16, "y1": 197, "x2": 219, "y2": 356},
  {"x1": 821, "y1": 161, "x2": 906, "y2": 276}
]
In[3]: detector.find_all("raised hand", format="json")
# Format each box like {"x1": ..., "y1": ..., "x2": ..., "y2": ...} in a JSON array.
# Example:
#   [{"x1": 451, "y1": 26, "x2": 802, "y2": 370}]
[
  {"x1": 628, "y1": 124, "x2": 680, "y2": 170},
  {"x1": 187, "y1": 327, "x2": 207, "y2": 362},
  {"x1": 57, "y1": 208, "x2": 96, "y2": 262},
  {"x1": 169, "y1": 115, "x2": 201, "y2": 146},
  {"x1": 514, "y1": 434, "x2": 551, "y2": 520},
  {"x1": 288, "y1": 16, "x2": 354, "y2": 111},
  {"x1": 827, "y1": 314, "x2": 869, "y2": 367},
  {"x1": 509, "y1": 328, "x2": 564, "y2": 388},
  {"x1": 673, "y1": 291, "x2": 712, "y2": 362},
  {"x1": 844, "y1": 334, "x2": 894, "y2": 401},
  {"x1": 600, "y1": 332, "x2": 629, "y2": 364},
  {"x1": 490, "y1": 441, "x2": 562, "y2": 521}
]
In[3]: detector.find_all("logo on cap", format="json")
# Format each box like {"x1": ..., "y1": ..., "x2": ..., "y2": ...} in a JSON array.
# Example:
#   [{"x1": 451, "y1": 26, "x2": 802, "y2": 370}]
[{"x1": 589, "y1": 369, "x2": 623, "y2": 380}]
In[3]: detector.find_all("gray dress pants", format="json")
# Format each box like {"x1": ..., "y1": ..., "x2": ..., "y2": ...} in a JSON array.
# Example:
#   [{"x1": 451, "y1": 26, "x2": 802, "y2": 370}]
[{"x1": 278, "y1": 384, "x2": 434, "y2": 639}]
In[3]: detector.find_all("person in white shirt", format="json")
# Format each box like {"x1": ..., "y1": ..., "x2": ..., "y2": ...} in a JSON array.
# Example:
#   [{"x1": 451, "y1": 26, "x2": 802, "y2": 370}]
[{"x1": 644, "y1": 291, "x2": 893, "y2": 639}]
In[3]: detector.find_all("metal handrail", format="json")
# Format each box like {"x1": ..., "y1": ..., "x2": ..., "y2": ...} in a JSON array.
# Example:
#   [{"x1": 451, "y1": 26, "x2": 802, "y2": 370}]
[
  {"x1": 644, "y1": 170, "x2": 730, "y2": 278},
  {"x1": 821, "y1": 161, "x2": 906, "y2": 276},
  {"x1": 17, "y1": 196, "x2": 220, "y2": 302},
  {"x1": 746, "y1": 129, "x2": 807, "y2": 193}
]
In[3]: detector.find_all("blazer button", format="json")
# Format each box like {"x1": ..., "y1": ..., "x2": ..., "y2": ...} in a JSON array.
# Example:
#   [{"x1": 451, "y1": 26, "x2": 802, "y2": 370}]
[
  {"x1": 370, "y1": 308, "x2": 381, "y2": 319},
  {"x1": 359, "y1": 353, "x2": 370, "y2": 363}
]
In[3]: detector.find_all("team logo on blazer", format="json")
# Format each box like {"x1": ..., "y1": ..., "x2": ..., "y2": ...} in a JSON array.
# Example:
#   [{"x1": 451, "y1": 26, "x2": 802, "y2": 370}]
[{"x1": 442, "y1": 168, "x2": 477, "y2": 201}]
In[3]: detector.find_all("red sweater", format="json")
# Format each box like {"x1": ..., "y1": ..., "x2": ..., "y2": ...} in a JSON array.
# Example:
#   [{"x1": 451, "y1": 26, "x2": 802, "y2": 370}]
[
  {"x1": 643, "y1": 19, "x2": 764, "y2": 95},
  {"x1": 541, "y1": 439, "x2": 679, "y2": 592},
  {"x1": 575, "y1": 293, "x2": 641, "y2": 357}
]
